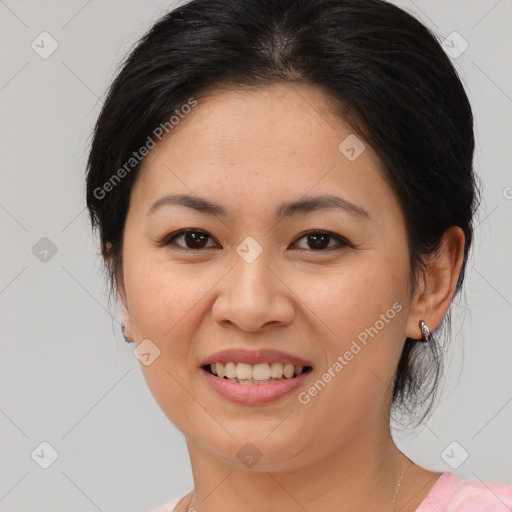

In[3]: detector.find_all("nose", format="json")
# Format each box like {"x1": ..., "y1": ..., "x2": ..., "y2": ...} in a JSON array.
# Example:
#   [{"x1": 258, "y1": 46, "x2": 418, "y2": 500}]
[{"x1": 211, "y1": 251, "x2": 295, "y2": 333}]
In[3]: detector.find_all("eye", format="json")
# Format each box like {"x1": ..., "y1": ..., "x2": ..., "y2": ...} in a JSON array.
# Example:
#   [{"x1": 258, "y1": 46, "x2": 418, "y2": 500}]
[
  {"x1": 291, "y1": 230, "x2": 350, "y2": 252},
  {"x1": 161, "y1": 229, "x2": 219, "y2": 250},
  {"x1": 160, "y1": 229, "x2": 350, "y2": 252}
]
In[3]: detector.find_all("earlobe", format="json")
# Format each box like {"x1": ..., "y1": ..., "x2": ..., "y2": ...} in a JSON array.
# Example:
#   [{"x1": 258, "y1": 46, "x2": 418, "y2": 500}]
[
  {"x1": 119, "y1": 301, "x2": 134, "y2": 343},
  {"x1": 101, "y1": 240, "x2": 132, "y2": 341},
  {"x1": 115, "y1": 277, "x2": 134, "y2": 342},
  {"x1": 121, "y1": 321, "x2": 133, "y2": 343},
  {"x1": 405, "y1": 226, "x2": 465, "y2": 340},
  {"x1": 101, "y1": 240, "x2": 113, "y2": 260}
]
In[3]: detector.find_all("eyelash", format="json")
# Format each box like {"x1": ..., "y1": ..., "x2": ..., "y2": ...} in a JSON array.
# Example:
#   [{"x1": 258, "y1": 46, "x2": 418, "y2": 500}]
[{"x1": 159, "y1": 229, "x2": 351, "y2": 253}]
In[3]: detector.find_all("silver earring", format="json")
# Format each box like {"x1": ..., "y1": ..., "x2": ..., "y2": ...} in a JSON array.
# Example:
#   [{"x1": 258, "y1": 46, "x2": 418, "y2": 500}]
[
  {"x1": 121, "y1": 322, "x2": 132, "y2": 343},
  {"x1": 419, "y1": 320, "x2": 430, "y2": 341}
]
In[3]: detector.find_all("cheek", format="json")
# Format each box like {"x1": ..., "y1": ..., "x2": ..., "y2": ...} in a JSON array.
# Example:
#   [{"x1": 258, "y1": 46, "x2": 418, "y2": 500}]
[
  {"x1": 124, "y1": 252, "x2": 213, "y2": 339},
  {"x1": 291, "y1": 257, "x2": 408, "y2": 340},
  {"x1": 123, "y1": 259, "x2": 205, "y2": 431},
  {"x1": 290, "y1": 257, "x2": 408, "y2": 396},
  {"x1": 293, "y1": 276, "x2": 407, "y2": 444},
  {"x1": 122, "y1": 250, "x2": 229, "y2": 408}
]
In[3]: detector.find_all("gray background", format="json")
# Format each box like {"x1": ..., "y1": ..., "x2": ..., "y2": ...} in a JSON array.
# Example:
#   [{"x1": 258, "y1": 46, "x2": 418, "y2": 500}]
[{"x1": 0, "y1": 1, "x2": 511, "y2": 511}]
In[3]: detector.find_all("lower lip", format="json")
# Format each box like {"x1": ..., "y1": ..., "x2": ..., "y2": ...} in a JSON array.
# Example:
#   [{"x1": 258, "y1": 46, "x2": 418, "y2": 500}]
[{"x1": 199, "y1": 367, "x2": 312, "y2": 405}]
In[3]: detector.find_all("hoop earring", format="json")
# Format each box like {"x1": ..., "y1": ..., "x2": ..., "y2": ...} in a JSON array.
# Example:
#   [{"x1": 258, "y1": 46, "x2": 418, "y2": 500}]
[
  {"x1": 419, "y1": 320, "x2": 430, "y2": 342},
  {"x1": 121, "y1": 322, "x2": 132, "y2": 343}
]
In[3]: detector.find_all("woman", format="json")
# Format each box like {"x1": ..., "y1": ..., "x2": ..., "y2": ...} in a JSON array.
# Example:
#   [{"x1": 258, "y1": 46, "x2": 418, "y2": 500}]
[{"x1": 85, "y1": 0, "x2": 512, "y2": 510}]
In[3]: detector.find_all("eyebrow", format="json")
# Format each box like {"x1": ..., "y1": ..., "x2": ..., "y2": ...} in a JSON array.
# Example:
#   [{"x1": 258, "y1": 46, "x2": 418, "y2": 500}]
[{"x1": 147, "y1": 193, "x2": 370, "y2": 219}]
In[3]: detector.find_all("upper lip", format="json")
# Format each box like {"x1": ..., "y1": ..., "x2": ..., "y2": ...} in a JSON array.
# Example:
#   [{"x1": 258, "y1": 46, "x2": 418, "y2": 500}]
[{"x1": 200, "y1": 348, "x2": 313, "y2": 368}]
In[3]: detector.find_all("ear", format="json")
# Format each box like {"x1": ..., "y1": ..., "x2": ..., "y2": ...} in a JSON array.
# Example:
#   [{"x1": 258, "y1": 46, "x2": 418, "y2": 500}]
[
  {"x1": 118, "y1": 282, "x2": 134, "y2": 342},
  {"x1": 405, "y1": 226, "x2": 465, "y2": 340},
  {"x1": 119, "y1": 292, "x2": 130, "y2": 322},
  {"x1": 102, "y1": 240, "x2": 133, "y2": 338},
  {"x1": 116, "y1": 274, "x2": 132, "y2": 331}
]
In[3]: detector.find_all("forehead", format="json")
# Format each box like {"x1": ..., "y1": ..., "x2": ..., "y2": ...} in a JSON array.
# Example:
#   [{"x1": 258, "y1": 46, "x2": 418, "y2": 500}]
[
  {"x1": 145, "y1": 83, "x2": 372, "y2": 165},
  {"x1": 132, "y1": 83, "x2": 396, "y2": 223}
]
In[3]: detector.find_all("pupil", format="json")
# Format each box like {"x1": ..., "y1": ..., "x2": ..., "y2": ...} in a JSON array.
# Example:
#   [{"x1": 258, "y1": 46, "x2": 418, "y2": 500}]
[
  {"x1": 184, "y1": 232, "x2": 330, "y2": 250},
  {"x1": 308, "y1": 233, "x2": 329, "y2": 250},
  {"x1": 185, "y1": 231, "x2": 207, "y2": 249}
]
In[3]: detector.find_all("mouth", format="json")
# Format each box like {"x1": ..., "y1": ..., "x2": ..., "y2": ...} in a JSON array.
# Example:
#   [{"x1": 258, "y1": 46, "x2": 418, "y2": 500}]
[
  {"x1": 202, "y1": 362, "x2": 314, "y2": 384},
  {"x1": 198, "y1": 348, "x2": 314, "y2": 404}
]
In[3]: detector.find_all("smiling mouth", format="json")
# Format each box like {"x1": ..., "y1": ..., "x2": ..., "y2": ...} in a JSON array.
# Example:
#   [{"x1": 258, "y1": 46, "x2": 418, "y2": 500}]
[{"x1": 202, "y1": 362, "x2": 313, "y2": 384}]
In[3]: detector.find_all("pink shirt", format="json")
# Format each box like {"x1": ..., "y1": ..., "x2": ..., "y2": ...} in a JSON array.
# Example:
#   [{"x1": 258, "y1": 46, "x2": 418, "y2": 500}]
[{"x1": 151, "y1": 472, "x2": 512, "y2": 512}]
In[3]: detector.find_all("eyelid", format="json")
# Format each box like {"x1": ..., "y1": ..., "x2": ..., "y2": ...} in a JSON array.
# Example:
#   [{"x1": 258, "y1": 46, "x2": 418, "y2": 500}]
[
  {"x1": 291, "y1": 230, "x2": 350, "y2": 251},
  {"x1": 160, "y1": 229, "x2": 219, "y2": 249},
  {"x1": 160, "y1": 229, "x2": 351, "y2": 251}
]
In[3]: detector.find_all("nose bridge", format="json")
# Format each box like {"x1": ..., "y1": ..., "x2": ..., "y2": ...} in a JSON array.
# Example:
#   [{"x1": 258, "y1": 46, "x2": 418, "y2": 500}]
[
  {"x1": 211, "y1": 235, "x2": 293, "y2": 331},
  {"x1": 232, "y1": 235, "x2": 275, "y2": 303}
]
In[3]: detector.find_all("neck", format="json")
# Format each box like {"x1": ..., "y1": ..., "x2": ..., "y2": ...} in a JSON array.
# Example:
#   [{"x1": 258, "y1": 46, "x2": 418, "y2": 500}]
[{"x1": 182, "y1": 419, "x2": 413, "y2": 512}]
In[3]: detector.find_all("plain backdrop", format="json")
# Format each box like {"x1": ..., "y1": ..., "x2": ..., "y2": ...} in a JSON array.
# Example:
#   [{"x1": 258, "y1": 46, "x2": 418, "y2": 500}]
[{"x1": 0, "y1": 1, "x2": 511, "y2": 511}]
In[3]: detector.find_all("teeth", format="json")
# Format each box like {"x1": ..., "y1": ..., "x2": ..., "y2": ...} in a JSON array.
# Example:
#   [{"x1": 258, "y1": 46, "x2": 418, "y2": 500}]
[
  {"x1": 208, "y1": 362, "x2": 307, "y2": 381},
  {"x1": 225, "y1": 362, "x2": 236, "y2": 379},
  {"x1": 215, "y1": 362, "x2": 225, "y2": 378},
  {"x1": 270, "y1": 362, "x2": 283, "y2": 378},
  {"x1": 236, "y1": 362, "x2": 253, "y2": 380},
  {"x1": 253, "y1": 363, "x2": 270, "y2": 380},
  {"x1": 283, "y1": 363, "x2": 294, "y2": 379}
]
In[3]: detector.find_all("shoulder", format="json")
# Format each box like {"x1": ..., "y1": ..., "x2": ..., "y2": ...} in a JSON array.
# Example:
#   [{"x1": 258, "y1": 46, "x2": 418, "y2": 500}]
[
  {"x1": 148, "y1": 493, "x2": 189, "y2": 512},
  {"x1": 417, "y1": 471, "x2": 512, "y2": 512}
]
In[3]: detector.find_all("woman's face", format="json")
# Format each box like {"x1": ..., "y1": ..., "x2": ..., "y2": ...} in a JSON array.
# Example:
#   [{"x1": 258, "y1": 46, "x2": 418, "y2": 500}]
[{"x1": 119, "y1": 83, "x2": 419, "y2": 470}]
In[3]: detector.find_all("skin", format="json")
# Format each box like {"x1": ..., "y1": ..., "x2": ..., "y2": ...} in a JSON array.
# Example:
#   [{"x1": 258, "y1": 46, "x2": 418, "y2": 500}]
[{"x1": 112, "y1": 83, "x2": 465, "y2": 512}]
